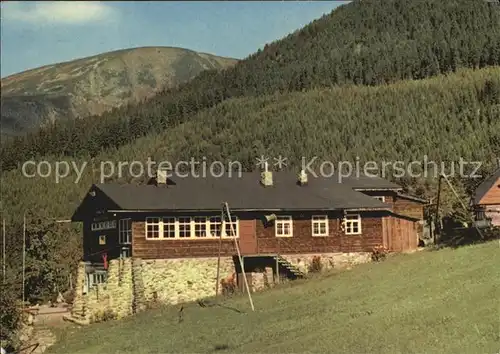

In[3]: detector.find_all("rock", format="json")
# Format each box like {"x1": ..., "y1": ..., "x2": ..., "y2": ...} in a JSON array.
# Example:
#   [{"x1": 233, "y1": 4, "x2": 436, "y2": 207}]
[{"x1": 56, "y1": 292, "x2": 65, "y2": 304}]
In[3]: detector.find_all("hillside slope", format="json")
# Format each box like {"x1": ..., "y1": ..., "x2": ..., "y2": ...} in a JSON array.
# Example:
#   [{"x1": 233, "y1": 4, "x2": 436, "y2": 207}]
[
  {"x1": 0, "y1": 47, "x2": 237, "y2": 137},
  {"x1": 48, "y1": 241, "x2": 500, "y2": 353},
  {"x1": 3, "y1": 67, "x2": 499, "y2": 221},
  {"x1": 2, "y1": 0, "x2": 499, "y2": 170}
]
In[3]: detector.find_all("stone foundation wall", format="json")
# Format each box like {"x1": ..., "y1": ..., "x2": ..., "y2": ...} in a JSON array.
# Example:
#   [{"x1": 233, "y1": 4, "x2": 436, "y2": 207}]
[
  {"x1": 141, "y1": 257, "x2": 234, "y2": 305},
  {"x1": 282, "y1": 252, "x2": 372, "y2": 274},
  {"x1": 69, "y1": 257, "x2": 235, "y2": 323},
  {"x1": 250, "y1": 267, "x2": 276, "y2": 292},
  {"x1": 68, "y1": 252, "x2": 370, "y2": 324}
]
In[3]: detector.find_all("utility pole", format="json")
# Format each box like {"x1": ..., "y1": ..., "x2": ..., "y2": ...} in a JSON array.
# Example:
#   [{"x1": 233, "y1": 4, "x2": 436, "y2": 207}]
[
  {"x1": 22, "y1": 212, "x2": 26, "y2": 309},
  {"x1": 440, "y1": 174, "x2": 485, "y2": 240},
  {"x1": 434, "y1": 173, "x2": 485, "y2": 245},
  {"x1": 434, "y1": 175, "x2": 442, "y2": 244},
  {"x1": 2, "y1": 217, "x2": 5, "y2": 284}
]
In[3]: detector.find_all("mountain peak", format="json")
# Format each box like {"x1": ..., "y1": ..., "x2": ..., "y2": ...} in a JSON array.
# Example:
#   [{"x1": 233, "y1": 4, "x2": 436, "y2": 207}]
[{"x1": 1, "y1": 46, "x2": 238, "y2": 137}]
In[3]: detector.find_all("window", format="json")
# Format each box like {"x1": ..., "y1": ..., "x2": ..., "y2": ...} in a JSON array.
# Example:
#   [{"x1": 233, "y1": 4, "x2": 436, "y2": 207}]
[
  {"x1": 144, "y1": 216, "x2": 238, "y2": 239},
  {"x1": 91, "y1": 271, "x2": 107, "y2": 286},
  {"x1": 163, "y1": 217, "x2": 176, "y2": 238},
  {"x1": 374, "y1": 196, "x2": 385, "y2": 202},
  {"x1": 120, "y1": 246, "x2": 131, "y2": 259},
  {"x1": 345, "y1": 214, "x2": 362, "y2": 235},
  {"x1": 118, "y1": 219, "x2": 132, "y2": 244},
  {"x1": 209, "y1": 216, "x2": 222, "y2": 237},
  {"x1": 86, "y1": 270, "x2": 107, "y2": 292},
  {"x1": 178, "y1": 217, "x2": 192, "y2": 238},
  {"x1": 145, "y1": 217, "x2": 160, "y2": 239},
  {"x1": 312, "y1": 215, "x2": 329, "y2": 236},
  {"x1": 91, "y1": 220, "x2": 117, "y2": 231},
  {"x1": 276, "y1": 216, "x2": 293, "y2": 237},
  {"x1": 194, "y1": 217, "x2": 208, "y2": 237},
  {"x1": 224, "y1": 216, "x2": 238, "y2": 238}
]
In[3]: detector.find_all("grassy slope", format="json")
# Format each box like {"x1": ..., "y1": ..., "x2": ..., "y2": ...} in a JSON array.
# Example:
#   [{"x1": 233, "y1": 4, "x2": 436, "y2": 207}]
[
  {"x1": 49, "y1": 241, "x2": 500, "y2": 353},
  {"x1": 3, "y1": 67, "x2": 499, "y2": 220}
]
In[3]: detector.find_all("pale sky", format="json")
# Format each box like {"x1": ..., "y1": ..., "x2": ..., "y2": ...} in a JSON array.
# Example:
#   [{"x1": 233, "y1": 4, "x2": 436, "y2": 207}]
[{"x1": 1, "y1": 1, "x2": 350, "y2": 78}]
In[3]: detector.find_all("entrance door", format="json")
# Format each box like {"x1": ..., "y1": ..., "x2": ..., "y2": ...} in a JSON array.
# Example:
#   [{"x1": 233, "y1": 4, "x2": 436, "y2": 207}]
[{"x1": 238, "y1": 220, "x2": 257, "y2": 254}]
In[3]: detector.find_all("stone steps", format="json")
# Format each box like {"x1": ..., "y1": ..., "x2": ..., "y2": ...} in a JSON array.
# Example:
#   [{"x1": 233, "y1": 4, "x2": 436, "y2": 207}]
[{"x1": 275, "y1": 256, "x2": 307, "y2": 279}]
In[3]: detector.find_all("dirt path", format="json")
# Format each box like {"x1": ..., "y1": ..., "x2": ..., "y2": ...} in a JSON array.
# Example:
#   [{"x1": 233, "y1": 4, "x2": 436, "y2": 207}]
[{"x1": 19, "y1": 307, "x2": 71, "y2": 354}]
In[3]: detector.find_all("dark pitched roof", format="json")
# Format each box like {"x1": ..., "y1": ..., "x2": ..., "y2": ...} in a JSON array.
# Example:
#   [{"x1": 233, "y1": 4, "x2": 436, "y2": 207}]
[
  {"x1": 74, "y1": 172, "x2": 400, "y2": 218},
  {"x1": 396, "y1": 192, "x2": 428, "y2": 204},
  {"x1": 472, "y1": 168, "x2": 500, "y2": 205},
  {"x1": 341, "y1": 175, "x2": 402, "y2": 191}
]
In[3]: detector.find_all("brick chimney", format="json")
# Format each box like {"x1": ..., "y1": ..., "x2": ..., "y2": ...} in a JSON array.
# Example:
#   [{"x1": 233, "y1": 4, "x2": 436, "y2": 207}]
[
  {"x1": 260, "y1": 162, "x2": 273, "y2": 187},
  {"x1": 156, "y1": 167, "x2": 168, "y2": 185},
  {"x1": 298, "y1": 169, "x2": 308, "y2": 185}
]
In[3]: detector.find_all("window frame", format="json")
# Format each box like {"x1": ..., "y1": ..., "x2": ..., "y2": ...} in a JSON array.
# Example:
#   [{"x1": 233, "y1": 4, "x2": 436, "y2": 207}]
[
  {"x1": 118, "y1": 218, "x2": 132, "y2": 245},
  {"x1": 87, "y1": 270, "x2": 107, "y2": 291},
  {"x1": 145, "y1": 217, "x2": 161, "y2": 239},
  {"x1": 91, "y1": 220, "x2": 117, "y2": 231},
  {"x1": 178, "y1": 217, "x2": 192, "y2": 238},
  {"x1": 344, "y1": 214, "x2": 362, "y2": 235},
  {"x1": 209, "y1": 216, "x2": 222, "y2": 237},
  {"x1": 163, "y1": 217, "x2": 176, "y2": 238},
  {"x1": 145, "y1": 216, "x2": 239, "y2": 239},
  {"x1": 275, "y1": 216, "x2": 293, "y2": 237},
  {"x1": 194, "y1": 216, "x2": 208, "y2": 237},
  {"x1": 373, "y1": 196, "x2": 385, "y2": 202},
  {"x1": 120, "y1": 246, "x2": 131, "y2": 259},
  {"x1": 311, "y1": 215, "x2": 329, "y2": 236},
  {"x1": 224, "y1": 215, "x2": 239, "y2": 238}
]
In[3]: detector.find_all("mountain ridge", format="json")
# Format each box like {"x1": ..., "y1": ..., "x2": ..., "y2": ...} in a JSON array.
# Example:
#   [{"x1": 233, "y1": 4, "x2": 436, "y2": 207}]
[
  {"x1": 0, "y1": 46, "x2": 237, "y2": 81},
  {"x1": 1, "y1": 46, "x2": 238, "y2": 137}
]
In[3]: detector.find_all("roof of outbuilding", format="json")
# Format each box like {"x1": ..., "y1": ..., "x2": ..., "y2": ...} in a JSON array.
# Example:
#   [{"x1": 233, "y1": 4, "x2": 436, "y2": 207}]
[{"x1": 472, "y1": 168, "x2": 500, "y2": 205}]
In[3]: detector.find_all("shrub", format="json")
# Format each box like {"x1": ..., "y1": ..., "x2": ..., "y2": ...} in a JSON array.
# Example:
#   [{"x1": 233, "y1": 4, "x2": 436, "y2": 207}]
[
  {"x1": 0, "y1": 282, "x2": 22, "y2": 351},
  {"x1": 371, "y1": 245, "x2": 389, "y2": 262},
  {"x1": 308, "y1": 256, "x2": 323, "y2": 273},
  {"x1": 62, "y1": 289, "x2": 75, "y2": 305},
  {"x1": 91, "y1": 309, "x2": 116, "y2": 323},
  {"x1": 220, "y1": 273, "x2": 237, "y2": 296}
]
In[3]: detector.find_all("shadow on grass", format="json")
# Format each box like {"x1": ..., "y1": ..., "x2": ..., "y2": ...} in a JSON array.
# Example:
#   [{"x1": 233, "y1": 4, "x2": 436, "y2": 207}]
[
  {"x1": 434, "y1": 226, "x2": 499, "y2": 249},
  {"x1": 212, "y1": 343, "x2": 232, "y2": 352}
]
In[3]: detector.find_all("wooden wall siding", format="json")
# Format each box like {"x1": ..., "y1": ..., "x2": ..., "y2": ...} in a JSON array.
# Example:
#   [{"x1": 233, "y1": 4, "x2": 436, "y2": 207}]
[
  {"x1": 357, "y1": 191, "x2": 425, "y2": 221},
  {"x1": 339, "y1": 218, "x2": 385, "y2": 253},
  {"x1": 385, "y1": 217, "x2": 418, "y2": 252},
  {"x1": 83, "y1": 217, "x2": 121, "y2": 263},
  {"x1": 131, "y1": 222, "x2": 237, "y2": 259},
  {"x1": 486, "y1": 205, "x2": 500, "y2": 226},
  {"x1": 382, "y1": 217, "x2": 389, "y2": 249},
  {"x1": 358, "y1": 191, "x2": 396, "y2": 207},
  {"x1": 130, "y1": 213, "x2": 386, "y2": 259},
  {"x1": 393, "y1": 197, "x2": 424, "y2": 220},
  {"x1": 479, "y1": 178, "x2": 500, "y2": 205},
  {"x1": 256, "y1": 217, "x2": 384, "y2": 254}
]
